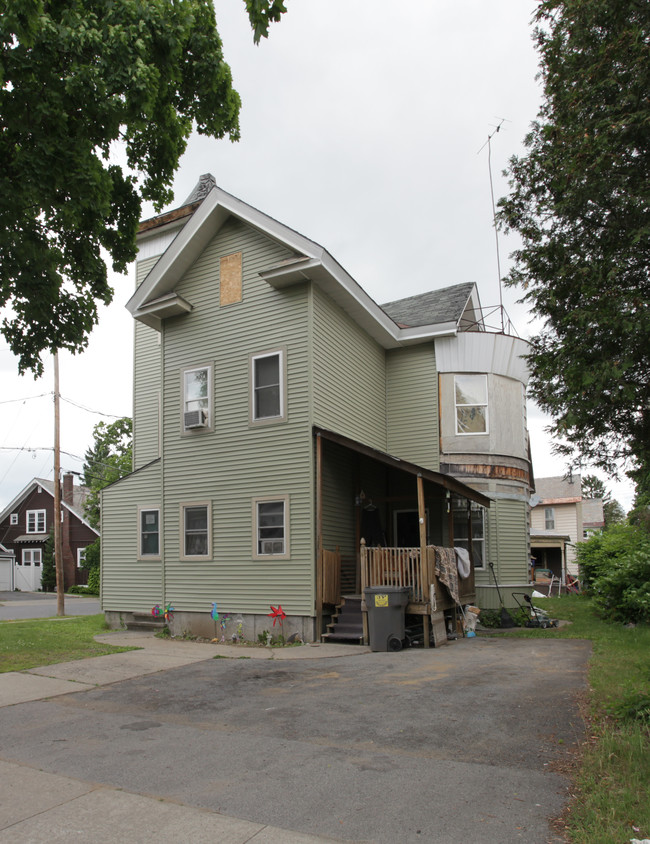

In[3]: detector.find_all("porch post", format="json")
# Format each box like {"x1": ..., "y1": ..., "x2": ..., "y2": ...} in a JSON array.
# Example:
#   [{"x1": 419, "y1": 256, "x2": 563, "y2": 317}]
[
  {"x1": 315, "y1": 433, "x2": 323, "y2": 641},
  {"x1": 416, "y1": 474, "x2": 430, "y2": 648}
]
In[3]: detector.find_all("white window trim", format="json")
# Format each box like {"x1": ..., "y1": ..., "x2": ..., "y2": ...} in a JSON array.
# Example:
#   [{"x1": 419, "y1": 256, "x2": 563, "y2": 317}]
[
  {"x1": 545, "y1": 507, "x2": 555, "y2": 531},
  {"x1": 454, "y1": 374, "x2": 489, "y2": 436},
  {"x1": 22, "y1": 548, "x2": 42, "y2": 567},
  {"x1": 180, "y1": 501, "x2": 212, "y2": 561},
  {"x1": 181, "y1": 364, "x2": 213, "y2": 435},
  {"x1": 138, "y1": 506, "x2": 161, "y2": 559},
  {"x1": 26, "y1": 509, "x2": 46, "y2": 533},
  {"x1": 10, "y1": 513, "x2": 18, "y2": 525},
  {"x1": 252, "y1": 495, "x2": 290, "y2": 560},
  {"x1": 250, "y1": 348, "x2": 287, "y2": 425},
  {"x1": 77, "y1": 547, "x2": 87, "y2": 568}
]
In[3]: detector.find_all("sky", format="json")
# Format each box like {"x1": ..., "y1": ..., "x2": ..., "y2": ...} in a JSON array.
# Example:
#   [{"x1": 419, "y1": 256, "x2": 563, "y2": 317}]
[{"x1": 0, "y1": 0, "x2": 636, "y2": 513}]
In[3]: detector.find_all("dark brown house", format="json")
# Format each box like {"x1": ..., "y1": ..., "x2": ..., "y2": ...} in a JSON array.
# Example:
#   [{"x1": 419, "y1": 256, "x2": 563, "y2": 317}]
[{"x1": 0, "y1": 473, "x2": 98, "y2": 591}]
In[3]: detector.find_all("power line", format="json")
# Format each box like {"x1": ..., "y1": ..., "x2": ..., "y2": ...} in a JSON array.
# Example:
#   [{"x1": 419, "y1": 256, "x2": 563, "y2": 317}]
[
  {"x1": 59, "y1": 395, "x2": 125, "y2": 419},
  {"x1": 0, "y1": 392, "x2": 51, "y2": 405}
]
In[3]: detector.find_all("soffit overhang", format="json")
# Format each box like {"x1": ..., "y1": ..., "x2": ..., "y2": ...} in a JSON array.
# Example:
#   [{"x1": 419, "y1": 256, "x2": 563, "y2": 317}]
[
  {"x1": 315, "y1": 427, "x2": 491, "y2": 508},
  {"x1": 128, "y1": 186, "x2": 462, "y2": 348}
]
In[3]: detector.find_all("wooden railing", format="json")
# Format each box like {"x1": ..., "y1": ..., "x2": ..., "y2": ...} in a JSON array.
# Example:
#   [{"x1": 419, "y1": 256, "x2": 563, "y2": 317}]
[{"x1": 360, "y1": 541, "x2": 425, "y2": 603}]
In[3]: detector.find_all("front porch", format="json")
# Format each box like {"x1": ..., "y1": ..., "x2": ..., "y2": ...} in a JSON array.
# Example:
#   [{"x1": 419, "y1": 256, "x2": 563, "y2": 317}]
[{"x1": 314, "y1": 428, "x2": 489, "y2": 647}]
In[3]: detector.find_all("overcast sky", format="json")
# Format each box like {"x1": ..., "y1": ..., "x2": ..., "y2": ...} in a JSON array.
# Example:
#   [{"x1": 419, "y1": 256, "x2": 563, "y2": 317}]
[{"x1": 0, "y1": 0, "x2": 635, "y2": 512}]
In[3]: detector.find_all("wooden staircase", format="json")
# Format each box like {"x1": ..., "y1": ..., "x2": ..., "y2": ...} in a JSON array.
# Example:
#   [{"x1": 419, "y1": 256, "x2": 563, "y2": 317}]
[{"x1": 322, "y1": 594, "x2": 364, "y2": 644}]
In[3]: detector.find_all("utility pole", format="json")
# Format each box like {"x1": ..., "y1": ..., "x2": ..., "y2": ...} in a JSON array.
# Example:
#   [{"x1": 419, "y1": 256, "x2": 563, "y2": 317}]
[{"x1": 53, "y1": 352, "x2": 65, "y2": 616}]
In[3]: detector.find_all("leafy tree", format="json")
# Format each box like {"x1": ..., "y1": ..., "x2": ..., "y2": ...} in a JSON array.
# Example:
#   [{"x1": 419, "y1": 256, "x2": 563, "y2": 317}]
[
  {"x1": 498, "y1": 0, "x2": 650, "y2": 475},
  {"x1": 582, "y1": 475, "x2": 607, "y2": 501},
  {"x1": 1, "y1": 0, "x2": 286, "y2": 375},
  {"x1": 40, "y1": 529, "x2": 57, "y2": 592},
  {"x1": 82, "y1": 417, "x2": 133, "y2": 528}
]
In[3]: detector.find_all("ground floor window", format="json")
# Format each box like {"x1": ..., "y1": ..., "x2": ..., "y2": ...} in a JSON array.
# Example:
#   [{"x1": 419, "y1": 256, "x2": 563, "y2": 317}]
[
  {"x1": 139, "y1": 508, "x2": 160, "y2": 557},
  {"x1": 181, "y1": 503, "x2": 210, "y2": 559},
  {"x1": 21, "y1": 548, "x2": 42, "y2": 566},
  {"x1": 77, "y1": 548, "x2": 87, "y2": 568},
  {"x1": 452, "y1": 500, "x2": 486, "y2": 569},
  {"x1": 253, "y1": 496, "x2": 289, "y2": 559}
]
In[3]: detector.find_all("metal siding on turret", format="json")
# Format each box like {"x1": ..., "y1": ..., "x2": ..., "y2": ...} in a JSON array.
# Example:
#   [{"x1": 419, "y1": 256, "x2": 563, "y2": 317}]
[
  {"x1": 160, "y1": 218, "x2": 315, "y2": 616},
  {"x1": 386, "y1": 344, "x2": 439, "y2": 471},
  {"x1": 312, "y1": 285, "x2": 386, "y2": 450}
]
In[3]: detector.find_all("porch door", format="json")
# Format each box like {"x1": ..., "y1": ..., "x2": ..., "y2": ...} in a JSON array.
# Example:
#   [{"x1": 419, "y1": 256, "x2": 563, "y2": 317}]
[{"x1": 393, "y1": 510, "x2": 428, "y2": 547}]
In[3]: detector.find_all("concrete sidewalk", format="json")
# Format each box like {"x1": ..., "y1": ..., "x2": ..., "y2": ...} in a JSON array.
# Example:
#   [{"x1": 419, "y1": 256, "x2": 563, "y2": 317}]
[{"x1": 0, "y1": 632, "x2": 368, "y2": 842}]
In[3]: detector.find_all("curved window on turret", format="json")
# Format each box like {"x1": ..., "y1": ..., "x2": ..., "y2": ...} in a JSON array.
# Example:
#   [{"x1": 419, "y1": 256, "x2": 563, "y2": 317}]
[{"x1": 454, "y1": 374, "x2": 488, "y2": 435}]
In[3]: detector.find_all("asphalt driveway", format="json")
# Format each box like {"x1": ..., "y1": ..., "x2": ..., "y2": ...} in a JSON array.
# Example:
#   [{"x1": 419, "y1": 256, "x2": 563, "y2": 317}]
[
  {"x1": 0, "y1": 635, "x2": 589, "y2": 843},
  {"x1": 0, "y1": 591, "x2": 100, "y2": 620}
]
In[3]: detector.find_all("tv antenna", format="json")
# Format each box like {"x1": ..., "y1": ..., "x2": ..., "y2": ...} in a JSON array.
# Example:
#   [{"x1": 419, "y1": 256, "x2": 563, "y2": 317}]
[{"x1": 478, "y1": 118, "x2": 510, "y2": 333}]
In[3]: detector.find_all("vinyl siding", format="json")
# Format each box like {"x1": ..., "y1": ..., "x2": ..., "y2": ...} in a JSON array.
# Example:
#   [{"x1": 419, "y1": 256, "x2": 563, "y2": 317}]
[
  {"x1": 321, "y1": 439, "x2": 356, "y2": 562},
  {"x1": 386, "y1": 344, "x2": 439, "y2": 470},
  {"x1": 311, "y1": 285, "x2": 386, "y2": 450},
  {"x1": 133, "y1": 256, "x2": 162, "y2": 470},
  {"x1": 484, "y1": 498, "x2": 529, "y2": 583},
  {"x1": 101, "y1": 461, "x2": 162, "y2": 611},
  {"x1": 531, "y1": 502, "x2": 580, "y2": 564},
  {"x1": 159, "y1": 218, "x2": 315, "y2": 616}
]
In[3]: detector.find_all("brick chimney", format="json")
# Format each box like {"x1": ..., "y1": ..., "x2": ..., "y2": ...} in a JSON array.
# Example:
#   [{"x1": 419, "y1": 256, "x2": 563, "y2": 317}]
[{"x1": 62, "y1": 472, "x2": 74, "y2": 505}]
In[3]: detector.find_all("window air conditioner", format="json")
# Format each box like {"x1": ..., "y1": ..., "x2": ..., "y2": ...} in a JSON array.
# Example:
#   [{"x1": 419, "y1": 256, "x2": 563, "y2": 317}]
[{"x1": 184, "y1": 409, "x2": 207, "y2": 429}]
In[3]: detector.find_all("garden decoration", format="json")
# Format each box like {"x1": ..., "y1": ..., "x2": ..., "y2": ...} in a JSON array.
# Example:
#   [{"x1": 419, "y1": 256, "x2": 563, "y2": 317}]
[
  {"x1": 151, "y1": 604, "x2": 162, "y2": 618},
  {"x1": 211, "y1": 601, "x2": 219, "y2": 620},
  {"x1": 220, "y1": 614, "x2": 229, "y2": 642},
  {"x1": 164, "y1": 603, "x2": 174, "y2": 622},
  {"x1": 268, "y1": 605, "x2": 286, "y2": 627}
]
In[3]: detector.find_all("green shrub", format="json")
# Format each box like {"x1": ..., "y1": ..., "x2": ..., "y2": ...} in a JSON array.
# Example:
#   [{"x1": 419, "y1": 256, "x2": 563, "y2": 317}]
[
  {"x1": 592, "y1": 548, "x2": 650, "y2": 624},
  {"x1": 86, "y1": 566, "x2": 100, "y2": 595},
  {"x1": 576, "y1": 524, "x2": 650, "y2": 592}
]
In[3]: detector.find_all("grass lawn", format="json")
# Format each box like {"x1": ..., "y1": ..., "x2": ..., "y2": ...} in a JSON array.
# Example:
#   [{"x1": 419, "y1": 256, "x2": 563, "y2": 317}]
[
  {"x1": 494, "y1": 594, "x2": 650, "y2": 843},
  {"x1": 0, "y1": 613, "x2": 135, "y2": 673}
]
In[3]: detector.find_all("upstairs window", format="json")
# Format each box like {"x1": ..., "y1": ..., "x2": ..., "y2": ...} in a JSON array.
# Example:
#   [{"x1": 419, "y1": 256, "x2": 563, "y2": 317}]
[
  {"x1": 183, "y1": 365, "x2": 211, "y2": 432},
  {"x1": 139, "y1": 509, "x2": 160, "y2": 557},
  {"x1": 10, "y1": 513, "x2": 18, "y2": 525},
  {"x1": 77, "y1": 548, "x2": 87, "y2": 568},
  {"x1": 26, "y1": 509, "x2": 46, "y2": 533},
  {"x1": 455, "y1": 374, "x2": 488, "y2": 435},
  {"x1": 251, "y1": 350, "x2": 285, "y2": 423},
  {"x1": 545, "y1": 507, "x2": 555, "y2": 530}
]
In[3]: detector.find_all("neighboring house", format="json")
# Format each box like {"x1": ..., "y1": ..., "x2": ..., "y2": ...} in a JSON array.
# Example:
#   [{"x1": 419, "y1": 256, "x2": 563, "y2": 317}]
[
  {"x1": 582, "y1": 498, "x2": 605, "y2": 537},
  {"x1": 530, "y1": 474, "x2": 583, "y2": 581},
  {"x1": 0, "y1": 542, "x2": 14, "y2": 591},
  {"x1": 101, "y1": 176, "x2": 533, "y2": 640},
  {"x1": 0, "y1": 474, "x2": 98, "y2": 591}
]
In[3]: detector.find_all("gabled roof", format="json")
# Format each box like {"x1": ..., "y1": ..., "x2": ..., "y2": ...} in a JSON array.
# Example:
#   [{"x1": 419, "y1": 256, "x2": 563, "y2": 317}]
[
  {"x1": 382, "y1": 283, "x2": 480, "y2": 329},
  {"x1": 533, "y1": 474, "x2": 582, "y2": 504},
  {"x1": 0, "y1": 478, "x2": 98, "y2": 535},
  {"x1": 129, "y1": 177, "x2": 483, "y2": 347}
]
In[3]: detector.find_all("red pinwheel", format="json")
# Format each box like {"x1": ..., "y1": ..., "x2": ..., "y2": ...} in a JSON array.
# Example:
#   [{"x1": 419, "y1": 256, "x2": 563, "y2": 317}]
[{"x1": 268, "y1": 605, "x2": 286, "y2": 627}]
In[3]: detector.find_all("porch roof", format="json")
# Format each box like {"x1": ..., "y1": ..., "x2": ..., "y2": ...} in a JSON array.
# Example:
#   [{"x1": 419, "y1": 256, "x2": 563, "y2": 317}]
[{"x1": 314, "y1": 427, "x2": 491, "y2": 508}]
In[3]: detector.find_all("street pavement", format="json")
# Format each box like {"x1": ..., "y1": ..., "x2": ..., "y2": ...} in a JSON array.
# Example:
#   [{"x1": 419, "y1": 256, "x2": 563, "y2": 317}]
[
  {"x1": 0, "y1": 591, "x2": 101, "y2": 621},
  {"x1": 0, "y1": 628, "x2": 590, "y2": 843}
]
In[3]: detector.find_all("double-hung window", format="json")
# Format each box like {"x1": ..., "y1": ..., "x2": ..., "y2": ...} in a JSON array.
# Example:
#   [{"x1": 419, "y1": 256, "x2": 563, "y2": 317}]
[
  {"x1": 454, "y1": 374, "x2": 488, "y2": 435},
  {"x1": 26, "y1": 509, "x2": 46, "y2": 533},
  {"x1": 251, "y1": 350, "x2": 285, "y2": 423},
  {"x1": 545, "y1": 507, "x2": 555, "y2": 530},
  {"x1": 183, "y1": 365, "x2": 211, "y2": 432},
  {"x1": 22, "y1": 549, "x2": 42, "y2": 567},
  {"x1": 139, "y1": 508, "x2": 160, "y2": 557},
  {"x1": 181, "y1": 503, "x2": 211, "y2": 559},
  {"x1": 253, "y1": 496, "x2": 289, "y2": 558},
  {"x1": 452, "y1": 499, "x2": 486, "y2": 569}
]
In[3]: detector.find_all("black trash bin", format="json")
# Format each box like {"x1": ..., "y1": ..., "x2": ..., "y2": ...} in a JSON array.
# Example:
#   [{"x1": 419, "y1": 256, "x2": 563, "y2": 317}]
[{"x1": 364, "y1": 586, "x2": 410, "y2": 652}]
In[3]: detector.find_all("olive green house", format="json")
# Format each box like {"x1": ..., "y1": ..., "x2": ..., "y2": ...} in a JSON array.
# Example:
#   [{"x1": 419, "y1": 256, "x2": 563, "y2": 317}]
[{"x1": 101, "y1": 176, "x2": 532, "y2": 641}]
